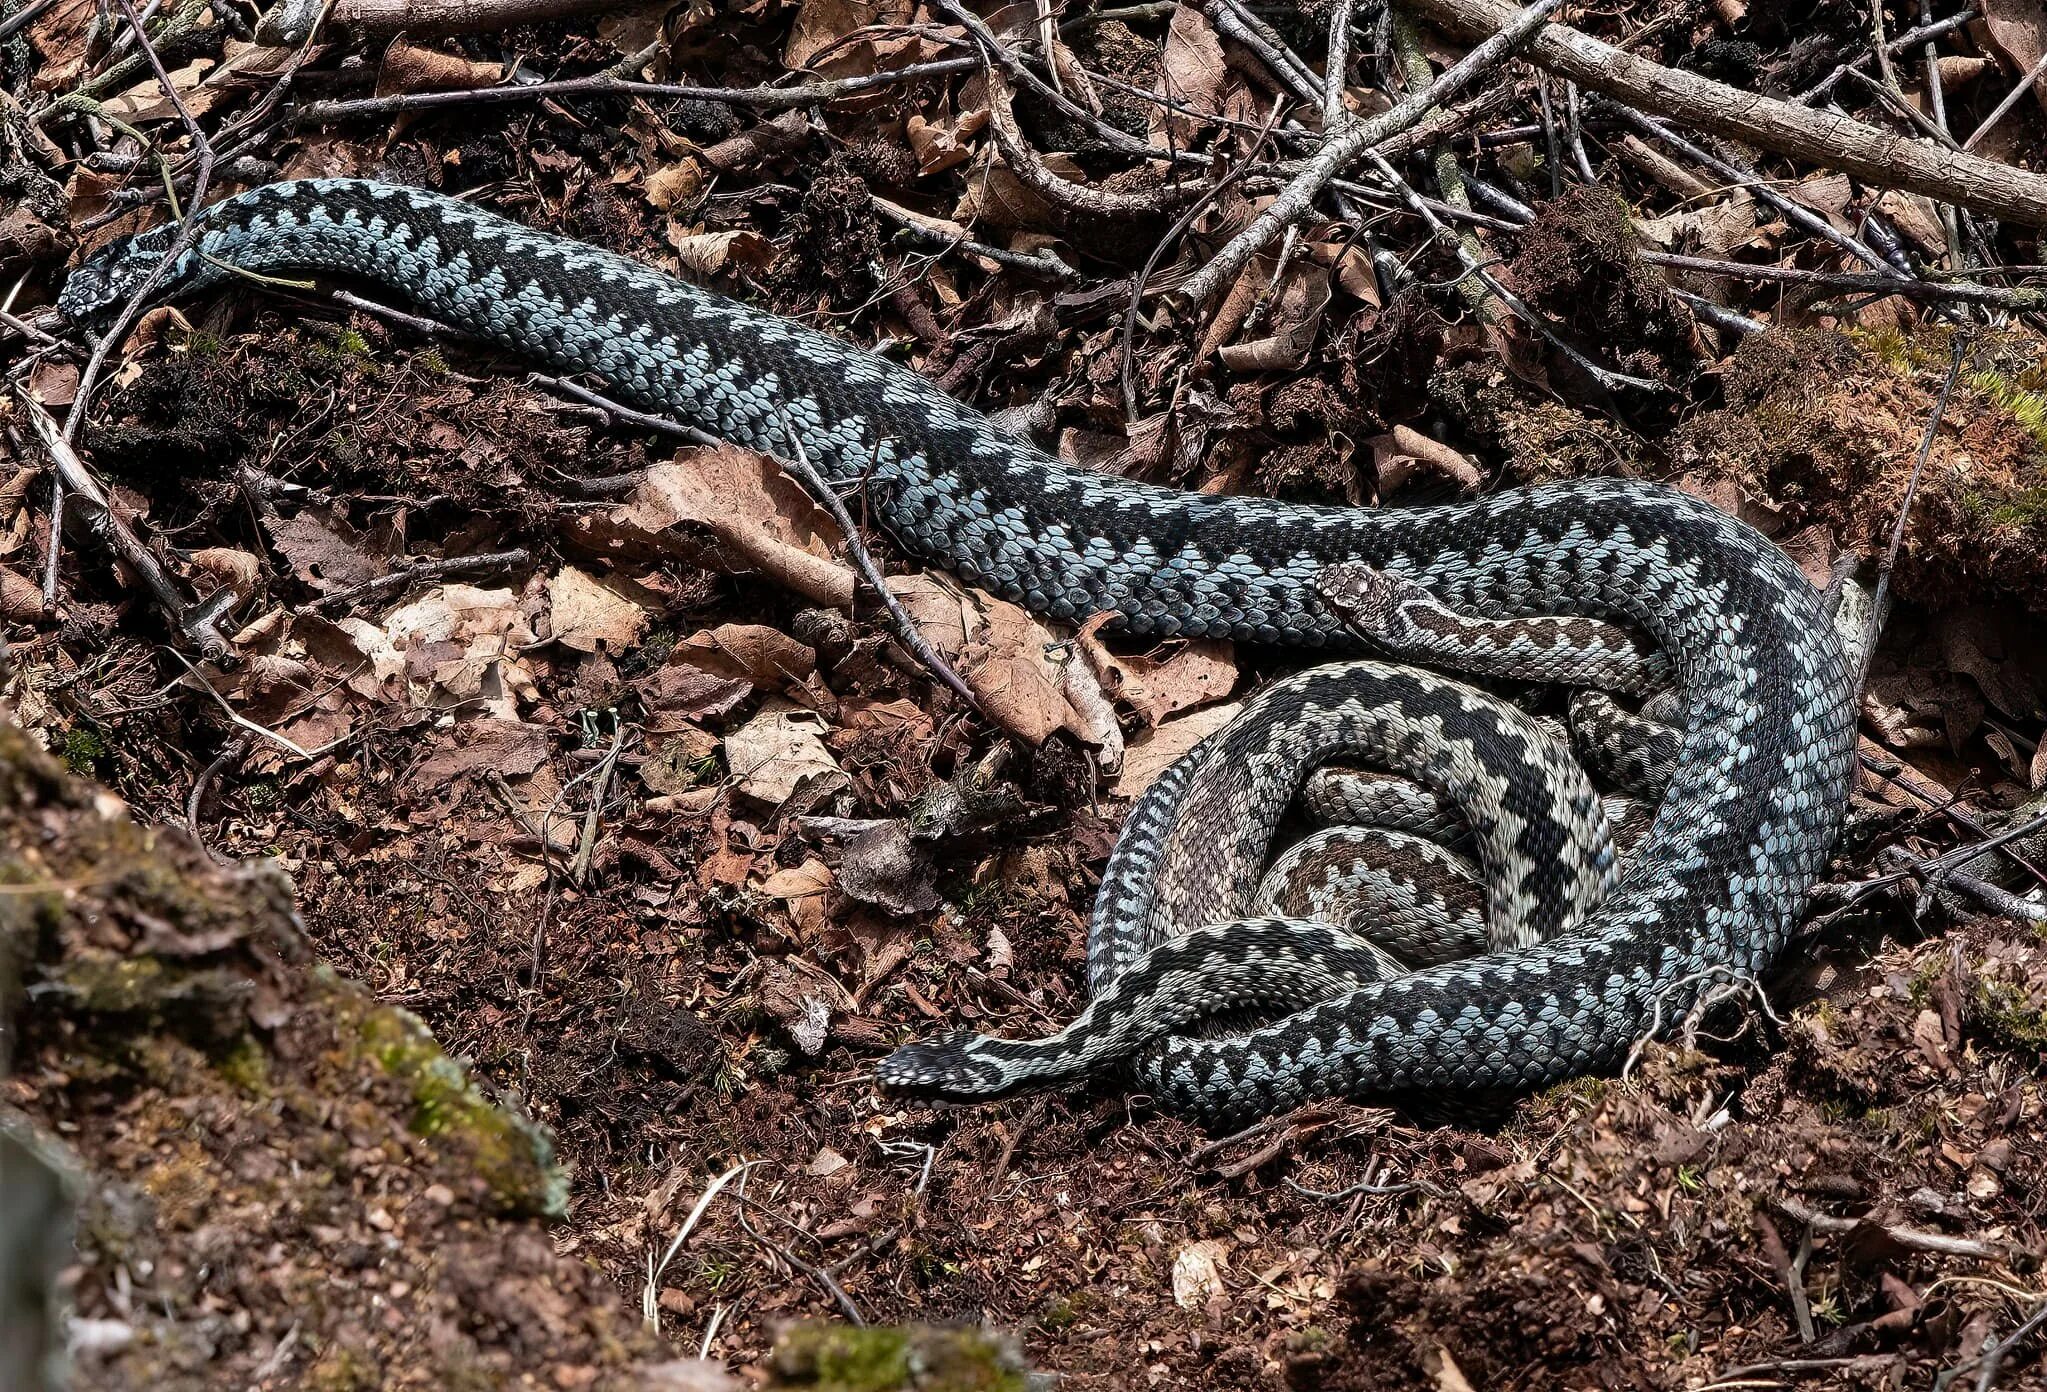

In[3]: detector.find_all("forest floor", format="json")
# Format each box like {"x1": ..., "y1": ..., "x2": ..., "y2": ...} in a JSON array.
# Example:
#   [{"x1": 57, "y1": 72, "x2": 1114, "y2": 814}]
[{"x1": 5, "y1": 0, "x2": 2047, "y2": 1388}]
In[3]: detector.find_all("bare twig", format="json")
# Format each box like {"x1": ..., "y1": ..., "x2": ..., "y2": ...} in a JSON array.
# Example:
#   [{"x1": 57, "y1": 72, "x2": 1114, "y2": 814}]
[
  {"x1": 1178, "y1": 0, "x2": 1563, "y2": 306},
  {"x1": 1795, "y1": 10, "x2": 1977, "y2": 104},
  {"x1": 305, "y1": 549, "x2": 531, "y2": 613},
  {"x1": 1367, "y1": 152, "x2": 1662, "y2": 393},
  {"x1": 294, "y1": 56, "x2": 981, "y2": 124},
  {"x1": 65, "y1": 0, "x2": 217, "y2": 440},
  {"x1": 1637, "y1": 253, "x2": 2042, "y2": 310},
  {"x1": 1963, "y1": 47, "x2": 2047, "y2": 152},
  {"x1": 981, "y1": 68, "x2": 1182, "y2": 220},
  {"x1": 1969, "y1": 1298, "x2": 2047, "y2": 1392},
  {"x1": 775, "y1": 424, "x2": 983, "y2": 713},
  {"x1": 1774, "y1": 1196, "x2": 2005, "y2": 1261},
  {"x1": 1856, "y1": 334, "x2": 1965, "y2": 696},
  {"x1": 18, "y1": 389, "x2": 237, "y2": 659},
  {"x1": 185, "y1": 735, "x2": 252, "y2": 861},
  {"x1": 1407, "y1": 0, "x2": 2047, "y2": 226},
  {"x1": 1322, "y1": 0, "x2": 1353, "y2": 131},
  {"x1": 569, "y1": 722, "x2": 630, "y2": 888},
  {"x1": 870, "y1": 197, "x2": 1079, "y2": 280},
  {"x1": 1120, "y1": 95, "x2": 1287, "y2": 419}
]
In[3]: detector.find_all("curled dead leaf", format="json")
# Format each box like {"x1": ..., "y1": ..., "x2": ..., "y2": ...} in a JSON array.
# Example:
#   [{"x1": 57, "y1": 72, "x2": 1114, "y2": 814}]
[
  {"x1": 607, "y1": 446, "x2": 855, "y2": 607},
  {"x1": 374, "y1": 40, "x2": 501, "y2": 96},
  {"x1": 885, "y1": 574, "x2": 1079, "y2": 745},
  {"x1": 548, "y1": 566, "x2": 650, "y2": 654},
  {"x1": 724, "y1": 700, "x2": 850, "y2": 809},
  {"x1": 1113, "y1": 700, "x2": 1241, "y2": 799}
]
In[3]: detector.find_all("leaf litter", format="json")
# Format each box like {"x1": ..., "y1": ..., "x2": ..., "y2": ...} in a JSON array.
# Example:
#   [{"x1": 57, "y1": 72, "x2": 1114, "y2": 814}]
[{"x1": 6, "y1": 0, "x2": 2047, "y2": 1387}]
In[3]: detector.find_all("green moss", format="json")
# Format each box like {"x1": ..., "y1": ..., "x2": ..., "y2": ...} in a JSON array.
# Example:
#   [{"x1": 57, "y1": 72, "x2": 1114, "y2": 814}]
[
  {"x1": 304, "y1": 1343, "x2": 381, "y2": 1392},
  {"x1": 62, "y1": 724, "x2": 109, "y2": 776},
  {"x1": 45, "y1": 955, "x2": 171, "y2": 1012},
  {"x1": 355, "y1": 1005, "x2": 569, "y2": 1218},
  {"x1": 214, "y1": 1034, "x2": 272, "y2": 1095},
  {"x1": 1973, "y1": 977, "x2": 2047, "y2": 1053},
  {"x1": 770, "y1": 1323, "x2": 1029, "y2": 1392},
  {"x1": 775, "y1": 1326, "x2": 911, "y2": 1390}
]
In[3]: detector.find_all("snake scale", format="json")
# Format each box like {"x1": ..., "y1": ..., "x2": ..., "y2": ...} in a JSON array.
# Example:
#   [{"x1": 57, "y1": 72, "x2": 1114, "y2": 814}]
[{"x1": 60, "y1": 179, "x2": 1859, "y2": 1127}]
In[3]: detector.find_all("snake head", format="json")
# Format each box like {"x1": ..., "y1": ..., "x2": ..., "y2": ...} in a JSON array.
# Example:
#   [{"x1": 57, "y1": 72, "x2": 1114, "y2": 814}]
[
  {"x1": 57, "y1": 223, "x2": 186, "y2": 329},
  {"x1": 875, "y1": 1030, "x2": 1014, "y2": 1099}
]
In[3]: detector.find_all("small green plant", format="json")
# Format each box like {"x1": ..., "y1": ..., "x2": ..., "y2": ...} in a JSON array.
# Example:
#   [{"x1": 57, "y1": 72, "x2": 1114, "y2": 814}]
[{"x1": 62, "y1": 724, "x2": 110, "y2": 776}]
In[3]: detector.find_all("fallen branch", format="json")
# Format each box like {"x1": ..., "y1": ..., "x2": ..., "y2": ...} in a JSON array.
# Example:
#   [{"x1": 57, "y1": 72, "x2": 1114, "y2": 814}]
[
  {"x1": 1774, "y1": 1196, "x2": 2005, "y2": 1261},
  {"x1": 305, "y1": 548, "x2": 533, "y2": 614},
  {"x1": 1405, "y1": 0, "x2": 2047, "y2": 226},
  {"x1": 1177, "y1": 0, "x2": 1562, "y2": 306},
  {"x1": 981, "y1": 68, "x2": 1182, "y2": 221},
  {"x1": 1638, "y1": 253, "x2": 2044, "y2": 311},
  {"x1": 265, "y1": 0, "x2": 638, "y2": 41},
  {"x1": 17, "y1": 390, "x2": 236, "y2": 661},
  {"x1": 292, "y1": 57, "x2": 981, "y2": 123}
]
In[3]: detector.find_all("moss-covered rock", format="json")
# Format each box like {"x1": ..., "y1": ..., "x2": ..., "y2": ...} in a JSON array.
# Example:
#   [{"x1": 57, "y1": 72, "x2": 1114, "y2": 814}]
[
  {"x1": 352, "y1": 1001, "x2": 568, "y2": 1219},
  {"x1": 770, "y1": 1323, "x2": 1034, "y2": 1392}
]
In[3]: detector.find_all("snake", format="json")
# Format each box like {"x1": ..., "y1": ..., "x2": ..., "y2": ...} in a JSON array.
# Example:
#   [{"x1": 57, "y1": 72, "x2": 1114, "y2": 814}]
[{"x1": 59, "y1": 178, "x2": 1858, "y2": 1128}]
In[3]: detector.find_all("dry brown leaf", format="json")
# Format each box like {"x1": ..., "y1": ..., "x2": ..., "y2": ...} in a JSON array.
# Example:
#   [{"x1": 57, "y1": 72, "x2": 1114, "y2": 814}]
[
  {"x1": 26, "y1": 360, "x2": 76, "y2": 411},
  {"x1": 548, "y1": 566, "x2": 649, "y2": 654},
  {"x1": 906, "y1": 110, "x2": 980, "y2": 177},
  {"x1": 644, "y1": 160, "x2": 706, "y2": 212},
  {"x1": 1635, "y1": 190, "x2": 1773, "y2": 258},
  {"x1": 886, "y1": 574, "x2": 1075, "y2": 745},
  {"x1": 1, "y1": 564, "x2": 43, "y2": 620},
  {"x1": 1113, "y1": 700, "x2": 1241, "y2": 799},
  {"x1": 1171, "y1": 1239, "x2": 1229, "y2": 1308},
  {"x1": 784, "y1": 0, "x2": 912, "y2": 69},
  {"x1": 374, "y1": 40, "x2": 501, "y2": 96},
  {"x1": 1086, "y1": 638, "x2": 1237, "y2": 729},
  {"x1": 665, "y1": 226, "x2": 775, "y2": 276},
  {"x1": 1373, "y1": 425, "x2": 1484, "y2": 498},
  {"x1": 838, "y1": 821, "x2": 940, "y2": 915},
  {"x1": 1875, "y1": 190, "x2": 1950, "y2": 258},
  {"x1": 955, "y1": 145, "x2": 1088, "y2": 231},
  {"x1": 724, "y1": 700, "x2": 850, "y2": 808},
  {"x1": 682, "y1": 624, "x2": 817, "y2": 685},
  {"x1": 189, "y1": 547, "x2": 264, "y2": 591},
  {"x1": 1981, "y1": 0, "x2": 2047, "y2": 114},
  {"x1": 610, "y1": 446, "x2": 855, "y2": 607},
  {"x1": 269, "y1": 505, "x2": 380, "y2": 593},
  {"x1": 1217, "y1": 260, "x2": 1332, "y2": 373},
  {"x1": 1154, "y1": 5, "x2": 1226, "y2": 146},
  {"x1": 758, "y1": 857, "x2": 834, "y2": 901},
  {"x1": 407, "y1": 719, "x2": 552, "y2": 792}
]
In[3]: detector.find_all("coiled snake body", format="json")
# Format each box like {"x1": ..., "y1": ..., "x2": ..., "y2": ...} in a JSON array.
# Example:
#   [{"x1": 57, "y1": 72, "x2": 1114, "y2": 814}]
[{"x1": 62, "y1": 179, "x2": 1858, "y2": 1127}]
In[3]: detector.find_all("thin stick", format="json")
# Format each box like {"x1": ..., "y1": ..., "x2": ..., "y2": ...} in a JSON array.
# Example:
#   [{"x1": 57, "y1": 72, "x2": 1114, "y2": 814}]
[
  {"x1": 1774, "y1": 1196, "x2": 2003, "y2": 1260},
  {"x1": 1856, "y1": 334, "x2": 1965, "y2": 697},
  {"x1": 305, "y1": 548, "x2": 532, "y2": 613},
  {"x1": 1407, "y1": 0, "x2": 2047, "y2": 226},
  {"x1": 1178, "y1": 0, "x2": 1563, "y2": 306},
  {"x1": 64, "y1": 0, "x2": 217, "y2": 440},
  {"x1": 1970, "y1": 1298, "x2": 2047, "y2": 1392},
  {"x1": 18, "y1": 388, "x2": 237, "y2": 659},
  {"x1": 1120, "y1": 95, "x2": 1287, "y2": 420},
  {"x1": 185, "y1": 734, "x2": 252, "y2": 860},
  {"x1": 776, "y1": 425, "x2": 983, "y2": 712},
  {"x1": 1962, "y1": 47, "x2": 2047, "y2": 152},
  {"x1": 1795, "y1": 10, "x2": 1976, "y2": 104},
  {"x1": 569, "y1": 722, "x2": 630, "y2": 888},
  {"x1": 294, "y1": 56, "x2": 981, "y2": 123},
  {"x1": 1323, "y1": 0, "x2": 1352, "y2": 131},
  {"x1": 1637, "y1": 252, "x2": 2042, "y2": 310},
  {"x1": 1367, "y1": 152, "x2": 1661, "y2": 393}
]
